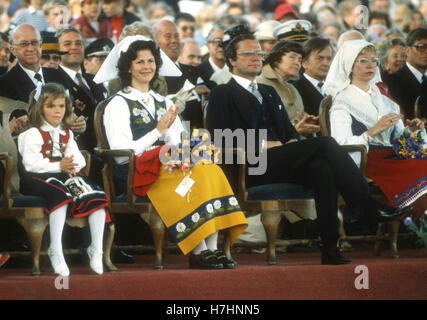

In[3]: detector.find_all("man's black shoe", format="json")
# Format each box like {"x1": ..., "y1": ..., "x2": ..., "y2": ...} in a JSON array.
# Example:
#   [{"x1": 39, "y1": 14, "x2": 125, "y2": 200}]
[
  {"x1": 321, "y1": 247, "x2": 352, "y2": 265},
  {"x1": 373, "y1": 206, "x2": 412, "y2": 223},
  {"x1": 113, "y1": 250, "x2": 135, "y2": 264}
]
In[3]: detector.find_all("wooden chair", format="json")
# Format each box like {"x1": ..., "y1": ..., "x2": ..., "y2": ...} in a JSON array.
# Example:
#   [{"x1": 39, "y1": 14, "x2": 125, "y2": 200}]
[
  {"x1": 93, "y1": 98, "x2": 167, "y2": 269},
  {"x1": 319, "y1": 95, "x2": 401, "y2": 258},
  {"x1": 216, "y1": 143, "x2": 317, "y2": 265},
  {"x1": 0, "y1": 97, "x2": 116, "y2": 275}
]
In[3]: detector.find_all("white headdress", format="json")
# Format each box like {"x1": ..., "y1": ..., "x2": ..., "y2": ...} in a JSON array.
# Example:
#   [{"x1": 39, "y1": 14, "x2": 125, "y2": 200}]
[
  {"x1": 93, "y1": 35, "x2": 182, "y2": 84},
  {"x1": 322, "y1": 39, "x2": 382, "y2": 98}
]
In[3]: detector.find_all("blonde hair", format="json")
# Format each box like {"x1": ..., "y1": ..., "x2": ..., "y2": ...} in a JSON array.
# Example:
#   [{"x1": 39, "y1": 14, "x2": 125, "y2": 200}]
[
  {"x1": 119, "y1": 21, "x2": 155, "y2": 42},
  {"x1": 28, "y1": 83, "x2": 74, "y2": 129}
]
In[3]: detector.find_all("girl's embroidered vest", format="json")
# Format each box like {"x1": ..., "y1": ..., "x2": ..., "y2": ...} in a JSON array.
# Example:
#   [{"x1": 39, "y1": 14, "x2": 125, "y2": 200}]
[
  {"x1": 117, "y1": 94, "x2": 167, "y2": 146},
  {"x1": 38, "y1": 128, "x2": 70, "y2": 162}
]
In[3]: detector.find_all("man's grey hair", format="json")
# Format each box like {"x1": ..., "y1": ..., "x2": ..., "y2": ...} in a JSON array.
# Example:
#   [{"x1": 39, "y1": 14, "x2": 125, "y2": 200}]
[
  {"x1": 206, "y1": 23, "x2": 228, "y2": 40},
  {"x1": 55, "y1": 25, "x2": 84, "y2": 41}
]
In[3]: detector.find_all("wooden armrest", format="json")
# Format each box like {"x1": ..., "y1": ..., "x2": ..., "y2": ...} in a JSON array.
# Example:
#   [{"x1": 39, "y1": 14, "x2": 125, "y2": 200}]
[
  {"x1": 80, "y1": 150, "x2": 91, "y2": 177},
  {"x1": 0, "y1": 152, "x2": 13, "y2": 210},
  {"x1": 341, "y1": 144, "x2": 368, "y2": 175},
  {"x1": 94, "y1": 147, "x2": 136, "y2": 204}
]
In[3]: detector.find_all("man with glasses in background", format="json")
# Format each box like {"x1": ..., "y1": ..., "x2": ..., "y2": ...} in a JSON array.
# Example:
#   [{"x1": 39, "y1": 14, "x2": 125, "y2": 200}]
[
  {"x1": 197, "y1": 24, "x2": 229, "y2": 89},
  {"x1": 175, "y1": 12, "x2": 196, "y2": 41},
  {"x1": 384, "y1": 27, "x2": 427, "y2": 119}
]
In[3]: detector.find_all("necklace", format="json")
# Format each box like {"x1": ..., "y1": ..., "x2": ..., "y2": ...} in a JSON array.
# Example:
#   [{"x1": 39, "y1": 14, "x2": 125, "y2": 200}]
[{"x1": 140, "y1": 93, "x2": 150, "y2": 105}]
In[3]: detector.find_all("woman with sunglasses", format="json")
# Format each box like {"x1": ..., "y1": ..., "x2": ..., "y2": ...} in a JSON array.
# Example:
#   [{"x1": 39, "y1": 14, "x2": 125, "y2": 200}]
[
  {"x1": 39, "y1": 35, "x2": 66, "y2": 69},
  {"x1": 325, "y1": 39, "x2": 427, "y2": 219},
  {"x1": 257, "y1": 41, "x2": 320, "y2": 137}
]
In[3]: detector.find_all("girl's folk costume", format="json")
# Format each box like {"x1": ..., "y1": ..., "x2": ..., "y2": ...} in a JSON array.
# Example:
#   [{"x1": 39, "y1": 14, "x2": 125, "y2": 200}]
[{"x1": 18, "y1": 122, "x2": 111, "y2": 222}]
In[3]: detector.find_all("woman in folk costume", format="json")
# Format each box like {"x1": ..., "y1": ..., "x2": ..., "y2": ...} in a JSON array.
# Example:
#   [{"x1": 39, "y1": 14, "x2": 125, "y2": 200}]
[
  {"x1": 96, "y1": 36, "x2": 247, "y2": 269},
  {"x1": 18, "y1": 83, "x2": 110, "y2": 276},
  {"x1": 324, "y1": 39, "x2": 427, "y2": 218}
]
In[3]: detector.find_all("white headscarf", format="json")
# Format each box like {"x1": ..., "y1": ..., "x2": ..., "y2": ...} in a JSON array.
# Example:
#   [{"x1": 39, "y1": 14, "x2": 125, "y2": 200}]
[
  {"x1": 93, "y1": 35, "x2": 182, "y2": 84},
  {"x1": 322, "y1": 39, "x2": 382, "y2": 98}
]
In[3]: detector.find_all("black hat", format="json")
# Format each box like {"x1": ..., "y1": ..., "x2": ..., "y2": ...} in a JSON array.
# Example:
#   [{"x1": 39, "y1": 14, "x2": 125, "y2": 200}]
[
  {"x1": 85, "y1": 38, "x2": 115, "y2": 58},
  {"x1": 221, "y1": 24, "x2": 253, "y2": 48},
  {"x1": 41, "y1": 35, "x2": 67, "y2": 55}
]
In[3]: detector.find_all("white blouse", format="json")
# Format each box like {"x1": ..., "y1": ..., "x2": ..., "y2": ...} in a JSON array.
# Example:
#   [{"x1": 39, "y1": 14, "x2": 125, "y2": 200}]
[
  {"x1": 330, "y1": 84, "x2": 426, "y2": 167},
  {"x1": 18, "y1": 122, "x2": 85, "y2": 173},
  {"x1": 103, "y1": 87, "x2": 184, "y2": 164}
]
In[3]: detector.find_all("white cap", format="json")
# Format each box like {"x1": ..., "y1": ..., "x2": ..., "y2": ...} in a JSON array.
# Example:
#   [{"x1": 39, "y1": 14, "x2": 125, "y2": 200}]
[
  {"x1": 254, "y1": 20, "x2": 281, "y2": 41},
  {"x1": 273, "y1": 19, "x2": 312, "y2": 42},
  {"x1": 93, "y1": 35, "x2": 182, "y2": 84}
]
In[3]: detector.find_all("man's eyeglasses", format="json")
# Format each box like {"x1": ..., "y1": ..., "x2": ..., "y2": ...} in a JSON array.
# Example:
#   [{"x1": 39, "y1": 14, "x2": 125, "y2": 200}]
[
  {"x1": 411, "y1": 43, "x2": 427, "y2": 53},
  {"x1": 41, "y1": 54, "x2": 61, "y2": 62},
  {"x1": 207, "y1": 39, "x2": 222, "y2": 46},
  {"x1": 237, "y1": 50, "x2": 266, "y2": 59},
  {"x1": 14, "y1": 40, "x2": 41, "y2": 49},
  {"x1": 355, "y1": 57, "x2": 380, "y2": 65}
]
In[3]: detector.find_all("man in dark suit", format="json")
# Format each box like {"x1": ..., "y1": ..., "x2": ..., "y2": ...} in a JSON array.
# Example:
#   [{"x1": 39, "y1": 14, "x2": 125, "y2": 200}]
[
  {"x1": 56, "y1": 26, "x2": 107, "y2": 152},
  {"x1": 0, "y1": 24, "x2": 86, "y2": 134},
  {"x1": 206, "y1": 30, "x2": 410, "y2": 265},
  {"x1": 293, "y1": 37, "x2": 334, "y2": 116},
  {"x1": 197, "y1": 24, "x2": 228, "y2": 89},
  {"x1": 383, "y1": 27, "x2": 427, "y2": 119},
  {"x1": 154, "y1": 19, "x2": 209, "y2": 129}
]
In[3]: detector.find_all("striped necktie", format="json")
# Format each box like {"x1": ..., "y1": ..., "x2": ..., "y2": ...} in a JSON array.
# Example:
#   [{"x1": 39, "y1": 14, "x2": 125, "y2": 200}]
[{"x1": 249, "y1": 82, "x2": 263, "y2": 104}]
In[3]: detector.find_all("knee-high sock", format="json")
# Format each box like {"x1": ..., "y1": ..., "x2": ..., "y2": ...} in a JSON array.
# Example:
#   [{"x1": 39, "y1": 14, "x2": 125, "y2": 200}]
[
  {"x1": 192, "y1": 239, "x2": 207, "y2": 255},
  {"x1": 205, "y1": 231, "x2": 219, "y2": 251},
  {"x1": 88, "y1": 208, "x2": 106, "y2": 253},
  {"x1": 49, "y1": 204, "x2": 68, "y2": 253}
]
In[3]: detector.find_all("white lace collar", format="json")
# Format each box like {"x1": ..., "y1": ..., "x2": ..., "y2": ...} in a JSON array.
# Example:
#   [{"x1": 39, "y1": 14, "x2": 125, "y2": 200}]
[{"x1": 119, "y1": 87, "x2": 165, "y2": 103}]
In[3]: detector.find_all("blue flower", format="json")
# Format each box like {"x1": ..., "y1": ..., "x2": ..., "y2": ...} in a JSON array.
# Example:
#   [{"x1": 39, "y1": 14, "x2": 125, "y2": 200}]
[{"x1": 403, "y1": 217, "x2": 413, "y2": 227}]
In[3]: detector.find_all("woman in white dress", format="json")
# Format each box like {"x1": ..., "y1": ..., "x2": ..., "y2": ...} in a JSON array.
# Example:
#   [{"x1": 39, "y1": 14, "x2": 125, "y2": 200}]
[{"x1": 324, "y1": 39, "x2": 426, "y2": 217}]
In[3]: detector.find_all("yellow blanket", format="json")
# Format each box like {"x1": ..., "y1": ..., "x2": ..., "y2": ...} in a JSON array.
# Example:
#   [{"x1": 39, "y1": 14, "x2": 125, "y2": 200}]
[{"x1": 147, "y1": 164, "x2": 248, "y2": 255}]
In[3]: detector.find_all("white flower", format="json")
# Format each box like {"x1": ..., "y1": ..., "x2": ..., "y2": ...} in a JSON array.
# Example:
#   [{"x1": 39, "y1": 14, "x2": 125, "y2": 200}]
[
  {"x1": 133, "y1": 108, "x2": 142, "y2": 116},
  {"x1": 229, "y1": 197, "x2": 238, "y2": 206},
  {"x1": 176, "y1": 222, "x2": 186, "y2": 233},
  {"x1": 206, "y1": 203, "x2": 213, "y2": 213},
  {"x1": 214, "y1": 200, "x2": 221, "y2": 209},
  {"x1": 191, "y1": 213, "x2": 200, "y2": 223}
]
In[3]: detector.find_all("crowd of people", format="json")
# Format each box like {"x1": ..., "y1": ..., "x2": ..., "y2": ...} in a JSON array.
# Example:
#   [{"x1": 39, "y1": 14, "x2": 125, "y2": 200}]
[{"x1": 0, "y1": 0, "x2": 426, "y2": 274}]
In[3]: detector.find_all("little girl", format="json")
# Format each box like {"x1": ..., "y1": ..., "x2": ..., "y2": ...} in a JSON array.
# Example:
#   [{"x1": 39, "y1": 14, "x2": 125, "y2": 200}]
[{"x1": 18, "y1": 83, "x2": 110, "y2": 276}]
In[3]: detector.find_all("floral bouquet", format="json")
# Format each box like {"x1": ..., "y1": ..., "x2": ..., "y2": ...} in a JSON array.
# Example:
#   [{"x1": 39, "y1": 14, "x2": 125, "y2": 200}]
[
  {"x1": 162, "y1": 129, "x2": 220, "y2": 173},
  {"x1": 403, "y1": 217, "x2": 427, "y2": 249},
  {"x1": 391, "y1": 131, "x2": 427, "y2": 160}
]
